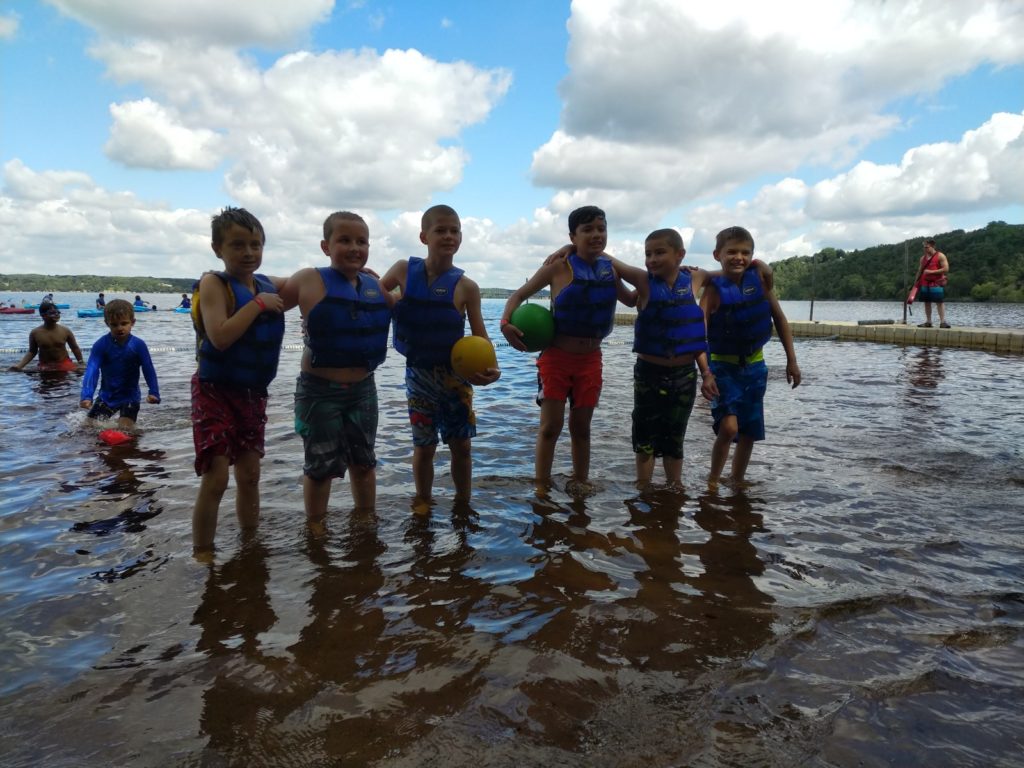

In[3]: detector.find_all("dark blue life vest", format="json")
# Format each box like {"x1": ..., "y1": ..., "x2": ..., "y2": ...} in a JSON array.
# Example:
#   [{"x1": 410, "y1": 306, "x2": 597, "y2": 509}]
[
  {"x1": 707, "y1": 268, "x2": 773, "y2": 358},
  {"x1": 553, "y1": 253, "x2": 617, "y2": 339},
  {"x1": 196, "y1": 272, "x2": 285, "y2": 391},
  {"x1": 393, "y1": 257, "x2": 465, "y2": 367},
  {"x1": 633, "y1": 270, "x2": 707, "y2": 357},
  {"x1": 304, "y1": 267, "x2": 391, "y2": 370}
]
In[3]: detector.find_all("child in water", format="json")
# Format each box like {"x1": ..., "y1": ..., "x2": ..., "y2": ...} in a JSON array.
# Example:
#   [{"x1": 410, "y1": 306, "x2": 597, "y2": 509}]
[
  {"x1": 282, "y1": 211, "x2": 395, "y2": 526},
  {"x1": 191, "y1": 206, "x2": 293, "y2": 553},
  {"x1": 8, "y1": 301, "x2": 85, "y2": 373},
  {"x1": 701, "y1": 226, "x2": 800, "y2": 486},
  {"x1": 381, "y1": 204, "x2": 500, "y2": 508},
  {"x1": 80, "y1": 299, "x2": 160, "y2": 429}
]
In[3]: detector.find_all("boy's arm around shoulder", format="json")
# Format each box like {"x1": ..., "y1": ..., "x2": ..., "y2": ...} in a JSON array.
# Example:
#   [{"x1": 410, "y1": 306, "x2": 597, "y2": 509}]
[
  {"x1": 269, "y1": 275, "x2": 299, "y2": 312},
  {"x1": 762, "y1": 274, "x2": 800, "y2": 388},
  {"x1": 278, "y1": 267, "x2": 324, "y2": 316},
  {"x1": 198, "y1": 273, "x2": 278, "y2": 351},
  {"x1": 608, "y1": 256, "x2": 648, "y2": 309},
  {"x1": 379, "y1": 259, "x2": 409, "y2": 296}
]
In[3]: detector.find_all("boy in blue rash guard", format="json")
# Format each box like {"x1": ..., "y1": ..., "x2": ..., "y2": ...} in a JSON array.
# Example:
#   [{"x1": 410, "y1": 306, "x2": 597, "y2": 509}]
[
  {"x1": 281, "y1": 211, "x2": 395, "y2": 527},
  {"x1": 381, "y1": 204, "x2": 500, "y2": 509},
  {"x1": 606, "y1": 230, "x2": 715, "y2": 489},
  {"x1": 700, "y1": 226, "x2": 800, "y2": 487},
  {"x1": 80, "y1": 299, "x2": 160, "y2": 429},
  {"x1": 501, "y1": 205, "x2": 632, "y2": 495},
  {"x1": 191, "y1": 207, "x2": 295, "y2": 554}
]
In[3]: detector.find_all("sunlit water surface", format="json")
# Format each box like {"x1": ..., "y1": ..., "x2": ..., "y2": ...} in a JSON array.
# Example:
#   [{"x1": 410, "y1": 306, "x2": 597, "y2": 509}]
[{"x1": 1, "y1": 294, "x2": 1022, "y2": 767}]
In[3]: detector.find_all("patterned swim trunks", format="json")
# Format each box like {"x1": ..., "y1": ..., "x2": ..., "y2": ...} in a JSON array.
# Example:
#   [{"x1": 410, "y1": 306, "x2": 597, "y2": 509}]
[
  {"x1": 405, "y1": 365, "x2": 476, "y2": 447},
  {"x1": 191, "y1": 373, "x2": 268, "y2": 476},
  {"x1": 294, "y1": 372, "x2": 378, "y2": 479},
  {"x1": 631, "y1": 359, "x2": 697, "y2": 459}
]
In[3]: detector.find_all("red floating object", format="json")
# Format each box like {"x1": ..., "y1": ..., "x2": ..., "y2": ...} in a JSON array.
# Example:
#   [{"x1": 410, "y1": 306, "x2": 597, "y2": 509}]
[{"x1": 98, "y1": 429, "x2": 132, "y2": 446}]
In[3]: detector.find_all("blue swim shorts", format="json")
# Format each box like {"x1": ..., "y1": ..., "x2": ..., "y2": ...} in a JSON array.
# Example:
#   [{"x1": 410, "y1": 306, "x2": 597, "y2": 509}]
[
  {"x1": 918, "y1": 285, "x2": 945, "y2": 303},
  {"x1": 710, "y1": 359, "x2": 768, "y2": 442}
]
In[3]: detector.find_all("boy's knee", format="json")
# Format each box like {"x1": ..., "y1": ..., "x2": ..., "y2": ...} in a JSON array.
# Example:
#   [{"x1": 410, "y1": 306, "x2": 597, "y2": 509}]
[
  {"x1": 716, "y1": 422, "x2": 739, "y2": 442},
  {"x1": 234, "y1": 463, "x2": 261, "y2": 489},
  {"x1": 538, "y1": 424, "x2": 562, "y2": 442}
]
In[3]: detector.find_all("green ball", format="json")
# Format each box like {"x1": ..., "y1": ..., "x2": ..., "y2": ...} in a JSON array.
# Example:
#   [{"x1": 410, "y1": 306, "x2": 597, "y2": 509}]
[{"x1": 510, "y1": 303, "x2": 554, "y2": 352}]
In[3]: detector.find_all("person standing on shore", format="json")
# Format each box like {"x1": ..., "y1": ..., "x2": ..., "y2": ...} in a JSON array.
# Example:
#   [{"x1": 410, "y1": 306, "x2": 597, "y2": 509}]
[{"x1": 916, "y1": 240, "x2": 950, "y2": 328}]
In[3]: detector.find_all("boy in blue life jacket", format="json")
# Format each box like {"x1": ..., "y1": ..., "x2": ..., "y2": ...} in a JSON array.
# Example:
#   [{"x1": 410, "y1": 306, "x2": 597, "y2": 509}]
[
  {"x1": 381, "y1": 204, "x2": 500, "y2": 509},
  {"x1": 501, "y1": 205, "x2": 632, "y2": 495},
  {"x1": 80, "y1": 299, "x2": 160, "y2": 428},
  {"x1": 281, "y1": 211, "x2": 395, "y2": 527},
  {"x1": 700, "y1": 226, "x2": 800, "y2": 487},
  {"x1": 191, "y1": 207, "x2": 295, "y2": 554}
]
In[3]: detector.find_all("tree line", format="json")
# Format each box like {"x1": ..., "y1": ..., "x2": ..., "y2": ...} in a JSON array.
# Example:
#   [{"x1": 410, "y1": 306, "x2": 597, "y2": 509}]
[
  {"x1": 770, "y1": 221, "x2": 1024, "y2": 302},
  {"x1": 0, "y1": 274, "x2": 196, "y2": 294},
  {"x1": 3, "y1": 222, "x2": 1021, "y2": 302}
]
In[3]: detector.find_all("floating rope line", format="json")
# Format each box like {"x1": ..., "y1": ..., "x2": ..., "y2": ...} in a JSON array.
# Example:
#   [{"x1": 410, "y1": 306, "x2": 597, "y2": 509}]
[{"x1": 0, "y1": 339, "x2": 644, "y2": 355}]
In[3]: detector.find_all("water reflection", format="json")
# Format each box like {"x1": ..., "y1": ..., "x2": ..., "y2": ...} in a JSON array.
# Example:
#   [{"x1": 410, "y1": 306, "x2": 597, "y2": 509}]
[
  {"x1": 901, "y1": 346, "x2": 945, "y2": 411},
  {"x1": 72, "y1": 445, "x2": 166, "y2": 537},
  {"x1": 620, "y1": 489, "x2": 773, "y2": 671},
  {"x1": 192, "y1": 536, "x2": 280, "y2": 760}
]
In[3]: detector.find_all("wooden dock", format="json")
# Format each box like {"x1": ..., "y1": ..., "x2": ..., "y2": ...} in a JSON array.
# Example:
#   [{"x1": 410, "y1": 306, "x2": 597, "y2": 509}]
[
  {"x1": 613, "y1": 315, "x2": 1024, "y2": 354},
  {"x1": 787, "y1": 320, "x2": 1024, "y2": 354}
]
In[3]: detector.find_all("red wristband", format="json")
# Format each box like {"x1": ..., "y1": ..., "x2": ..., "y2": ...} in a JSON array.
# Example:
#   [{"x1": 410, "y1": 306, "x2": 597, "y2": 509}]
[{"x1": 253, "y1": 296, "x2": 267, "y2": 311}]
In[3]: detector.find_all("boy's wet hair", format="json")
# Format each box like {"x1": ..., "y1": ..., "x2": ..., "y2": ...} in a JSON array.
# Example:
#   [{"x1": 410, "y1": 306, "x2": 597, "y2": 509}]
[
  {"x1": 104, "y1": 299, "x2": 134, "y2": 324},
  {"x1": 925, "y1": 238, "x2": 936, "y2": 247},
  {"x1": 323, "y1": 211, "x2": 366, "y2": 241},
  {"x1": 38, "y1": 301, "x2": 57, "y2": 316},
  {"x1": 646, "y1": 228, "x2": 685, "y2": 251},
  {"x1": 568, "y1": 205, "x2": 606, "y2": 235},
  {"x1": 421, "y1": 204, "x2": 459, "y2": 231},
  {"x1": 714, "y1": 226, "x2": 755, "y2": 252},
  {"x1": 211, "y1": 207, "x2": 265, "y2": 248}
]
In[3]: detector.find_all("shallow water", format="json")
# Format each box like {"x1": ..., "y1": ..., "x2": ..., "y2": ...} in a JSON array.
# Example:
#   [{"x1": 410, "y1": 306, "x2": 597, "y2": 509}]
[{"x1": 1, "y1": 295, "x2": 1022, "y2": 767}]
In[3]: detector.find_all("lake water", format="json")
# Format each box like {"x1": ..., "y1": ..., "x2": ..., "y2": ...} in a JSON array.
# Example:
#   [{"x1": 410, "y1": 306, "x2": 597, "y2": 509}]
[{"x1": 1, "y1": 293, "x2": 1022, "y2": 767}]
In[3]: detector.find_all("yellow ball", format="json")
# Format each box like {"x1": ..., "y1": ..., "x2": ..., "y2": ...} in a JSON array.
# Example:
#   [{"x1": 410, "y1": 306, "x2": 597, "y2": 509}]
[
  {"x1": 450, "y1": 335, "x2": 497, "y2": 379},
  {"x1": 510, "y1": 303, "x2": 555, "y2": 352}
]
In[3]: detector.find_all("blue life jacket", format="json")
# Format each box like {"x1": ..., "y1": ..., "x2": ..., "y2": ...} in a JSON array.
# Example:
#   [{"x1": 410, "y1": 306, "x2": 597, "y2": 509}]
[
  {"x1": 553, "y1": 253, "x2": 617, "y2": 339},
  {"x1": 633, "y1": 270, "x2": 707, "y2": 357},
  {"x1": 707, "y1": 268, "x2": 773, "y2": 359},
  {"x1": 305, "y1": 267, "x2": 391, "y2": 370},
  {"x1": 393, "y1": 257, "x2": 465, "y2": 367},
  {"x1": 196, "y1": 272, "x2": 285, "y2": 391}
]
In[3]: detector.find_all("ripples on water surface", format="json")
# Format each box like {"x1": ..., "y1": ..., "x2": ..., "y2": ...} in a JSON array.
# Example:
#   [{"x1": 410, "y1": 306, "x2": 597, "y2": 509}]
[{"x1": 1, "y1": 296, "x2": 1022, "y2": 767}]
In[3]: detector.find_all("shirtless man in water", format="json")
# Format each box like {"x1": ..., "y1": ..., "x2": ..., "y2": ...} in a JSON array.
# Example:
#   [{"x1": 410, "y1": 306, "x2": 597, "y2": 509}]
[{"x1": 9, "y1": 301, "x2": 85, "y2": 372}]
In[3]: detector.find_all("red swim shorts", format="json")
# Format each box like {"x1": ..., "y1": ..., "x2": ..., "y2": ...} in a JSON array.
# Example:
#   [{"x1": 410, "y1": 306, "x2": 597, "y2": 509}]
[
  {"x1": 191, "y1": 373, "x2": 268, "y2": 476},
  {"x1": 535, "y1": 347, "x2": 603, "y2": 409},
  {"x1": 38, "y1": 357, "x2": 77, "y2": 372}
]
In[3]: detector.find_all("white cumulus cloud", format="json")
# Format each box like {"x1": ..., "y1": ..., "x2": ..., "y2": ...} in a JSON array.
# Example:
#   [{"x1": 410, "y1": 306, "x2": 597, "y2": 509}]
[
  {"x1": 45, "y1": 0, "x2": 332, "y2": 46},
  {"x1": 105, "y1": 99, "x2": 226, "y2": 170},
  {"x1": 531, "y1": 0, "x2": 1024, "y2": 228}
]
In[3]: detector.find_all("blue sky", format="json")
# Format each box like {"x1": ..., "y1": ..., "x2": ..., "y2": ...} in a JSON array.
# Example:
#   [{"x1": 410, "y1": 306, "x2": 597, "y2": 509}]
[{"x1": 1, "y1": 0, "x2": 1021, "y2": 288}]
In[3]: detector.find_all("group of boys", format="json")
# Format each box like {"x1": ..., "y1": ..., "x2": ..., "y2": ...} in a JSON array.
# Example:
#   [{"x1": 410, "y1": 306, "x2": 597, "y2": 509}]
[
  {"x1": 500, "y1": 207, "x2": 800, "y2": 496},
  {"x1": 10, "y1": 203, "x2": 800, "y2": 555}
]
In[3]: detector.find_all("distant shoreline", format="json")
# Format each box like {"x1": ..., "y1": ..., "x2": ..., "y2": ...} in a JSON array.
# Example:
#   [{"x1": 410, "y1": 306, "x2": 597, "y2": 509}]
[{"x1": 0, "y1": 275, "x2": 548, "y2": 299}]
